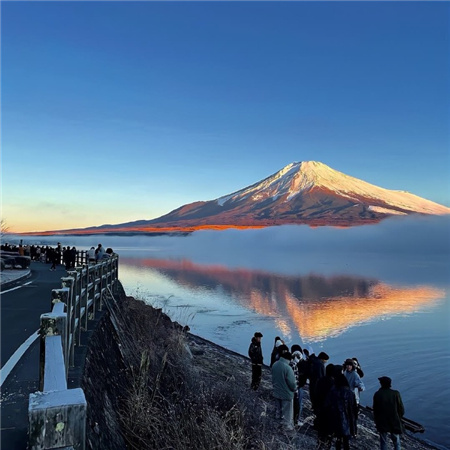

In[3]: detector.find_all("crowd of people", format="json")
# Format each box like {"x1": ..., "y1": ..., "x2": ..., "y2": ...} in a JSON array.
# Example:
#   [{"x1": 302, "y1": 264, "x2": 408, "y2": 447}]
[
  {"x1": 248, "y1": 332, "x2": 405, "y2": 450},
  {"x1": 1, "y1": 242, "x2": 115, "y2": 270}
]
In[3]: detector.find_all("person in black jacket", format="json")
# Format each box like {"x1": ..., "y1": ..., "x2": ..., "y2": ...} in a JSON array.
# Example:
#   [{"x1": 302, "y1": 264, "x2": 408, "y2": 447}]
[
  {"x1": 373, "y1": 376, "x2": 404, "y2": 450},
  {"x1": 324, "y1": 373, "x2": 358, "y2": 450},
  {"x1": 248, "y1": 332, "x2": 263, "y2": 390},
  {"x1": 309, "y1": 351, "x2": 330, "y2": 413},
  {"x1": 270, "y1": 336, "x2": 284, "y2": 367}
]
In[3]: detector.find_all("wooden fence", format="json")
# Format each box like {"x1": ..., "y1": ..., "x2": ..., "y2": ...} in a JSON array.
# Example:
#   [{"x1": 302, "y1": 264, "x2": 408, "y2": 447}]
[{"x1": 28, "y1": 254, "x2": 119, "y2": 450}]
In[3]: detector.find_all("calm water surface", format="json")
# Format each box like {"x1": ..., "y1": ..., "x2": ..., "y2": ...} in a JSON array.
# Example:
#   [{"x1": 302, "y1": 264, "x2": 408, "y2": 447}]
[{"x1": 17, "y1": 217, "x2": 450, "y2": 449}]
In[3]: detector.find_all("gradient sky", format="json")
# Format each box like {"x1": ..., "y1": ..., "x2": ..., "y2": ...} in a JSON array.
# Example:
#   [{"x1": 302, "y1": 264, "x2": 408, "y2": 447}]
[{"x1": 2, "y1": 1, "x2": 449, "y2": 233}]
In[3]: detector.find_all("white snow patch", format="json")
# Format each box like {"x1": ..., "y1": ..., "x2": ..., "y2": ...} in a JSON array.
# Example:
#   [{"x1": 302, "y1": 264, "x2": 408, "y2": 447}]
[{"x1": 368, "y1": 206, "x2": 408, "y2": 215}]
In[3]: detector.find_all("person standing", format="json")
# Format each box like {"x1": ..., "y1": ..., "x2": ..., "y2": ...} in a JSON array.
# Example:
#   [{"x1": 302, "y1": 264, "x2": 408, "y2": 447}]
[
  {"x1": 49, "y1": 247, "x2": 58, "y2": 271},
  {"x1": 373, "y1": 376, "x2": 405, "y2": 450},
  {"x1": 63, "y1": 247, "x2": 71, "y2": 270},
  {"x1": 343, "y1": 358, "x2": 365, "y2": 408},
  {"x1": 270, "y1": 336, "x2": 284, "y2": 367},
  {"x1": 88, "y1": 246, "x2": 96, "y2": 264},
  {"x1": 248, "y1": 332, "x2": 264, "y2": 390},
  {"x1": 323, "y1": 373, "x2": 358, "y2": 450},
  {"x1": 95, "y1": 243, "x2": 105, "y2": 261},
  {"x1": 271, "y1": 351, "x2": 297, "y2": 431},
  {"x1": 289, "y1": 346, "x2": 303, "y2": 426},
  {"x1": 309, "y1": 351, "x2": 330, "y2": 413}
]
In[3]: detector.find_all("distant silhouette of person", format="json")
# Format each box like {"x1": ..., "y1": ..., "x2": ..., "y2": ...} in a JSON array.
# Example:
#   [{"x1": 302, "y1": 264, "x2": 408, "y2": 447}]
[
  {"x1": 69, "y1": 246, "x2": 76, "y2": 268},
  {"x1": 95, "y1": 243, "x2": 105, "y2": 261},
  {"x1": 373, "y1": 376, "x2": 405, "y2": 450},
  {"x1": 88, "y1": 246, "x2": 96, "y2": 264},
  {"x1": 248, "y1": 332, "x2": 263, "y2": 390},
  {"x1": 49, "y1": 247, "x2": 58, "y2": 271},
  {"x1": 63, "y1": 247, "x2": 71, "y2": 269}
]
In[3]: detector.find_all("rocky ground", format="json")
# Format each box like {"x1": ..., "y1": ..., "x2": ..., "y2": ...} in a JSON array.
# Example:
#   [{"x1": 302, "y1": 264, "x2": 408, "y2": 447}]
[
  {"x1": 186, "y1": 333, "x2": 437, "y2": 450},
  {"x1": 82, "y1": 286, "x2": 439, "y2": 450}
]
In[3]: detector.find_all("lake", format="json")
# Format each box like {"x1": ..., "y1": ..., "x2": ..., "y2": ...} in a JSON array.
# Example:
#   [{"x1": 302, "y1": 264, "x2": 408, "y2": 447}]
[{"x1": 12, "y1": 215, "x2": 450, "y2": 449}]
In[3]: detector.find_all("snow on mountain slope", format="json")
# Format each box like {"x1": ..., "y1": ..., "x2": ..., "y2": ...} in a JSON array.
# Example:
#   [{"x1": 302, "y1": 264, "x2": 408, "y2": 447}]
[{"x1": 216, "y1": 161, "x2": 450, "y2": 215}]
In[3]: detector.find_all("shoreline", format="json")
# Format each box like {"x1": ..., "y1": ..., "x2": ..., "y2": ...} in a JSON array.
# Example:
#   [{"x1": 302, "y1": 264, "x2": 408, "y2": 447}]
[{"x1": 81, "y1": 290, "x2": 441, "y2": 449}]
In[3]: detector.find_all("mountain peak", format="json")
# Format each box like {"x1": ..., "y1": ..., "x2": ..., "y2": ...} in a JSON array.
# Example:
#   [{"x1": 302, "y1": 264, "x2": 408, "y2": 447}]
[
  {"x1": 215, "y1": 160, "x2": 450, "y2": 217},
  {"x1": 26, "y1": 160, "x2": 449, "y2": 235}
]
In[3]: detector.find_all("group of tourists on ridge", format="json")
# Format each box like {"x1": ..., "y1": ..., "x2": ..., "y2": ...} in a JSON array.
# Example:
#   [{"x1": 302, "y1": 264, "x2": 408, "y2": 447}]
[{"x1": 248, "y1": 332, "x2": 405, "y2": 450}]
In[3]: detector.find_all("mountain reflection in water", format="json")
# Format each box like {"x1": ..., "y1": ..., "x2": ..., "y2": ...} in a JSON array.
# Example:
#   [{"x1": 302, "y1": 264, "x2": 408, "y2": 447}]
[{"x1": 121, "y1": 257, "x2": 444, "y2": 342}]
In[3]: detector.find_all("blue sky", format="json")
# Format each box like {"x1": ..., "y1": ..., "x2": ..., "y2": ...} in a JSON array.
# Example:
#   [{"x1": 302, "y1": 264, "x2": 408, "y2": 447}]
[{"x1": 2, "y1": 1, "x2": 449, "y2": 232}]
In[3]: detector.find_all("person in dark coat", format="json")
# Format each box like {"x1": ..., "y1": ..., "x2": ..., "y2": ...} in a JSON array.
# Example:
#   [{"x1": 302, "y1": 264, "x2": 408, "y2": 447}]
[
  {"x1": 63, "y1": 247, "x2": 71, "y2": 270},
  {"x1": 323, "y1": 373, "x2": 358, "y2": 450},
  {"x1": 309, "y1": 351, "x2": 329, "y2": 412},
  {"x1": 373, "y1": 376, "x2": 405, "y2": 450},
  {"x1": 69, "y1": 246, "x2": 77, "y2": 269},
  {"x1": 315, "y1": 363, "x2": 336, "y2": 446},
  {"x1": 49, "y1": 247, "x2": 58, "y2": 271},
  {"x1": 270, "y1": 336, "x2": 284, "y2": 367},
  {"x1": 248, "y1": 332, "x2": 263, "y2": 390}
]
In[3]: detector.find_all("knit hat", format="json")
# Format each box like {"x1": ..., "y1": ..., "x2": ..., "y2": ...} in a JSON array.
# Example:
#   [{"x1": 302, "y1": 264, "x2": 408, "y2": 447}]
[
  {"x1": 278, "y1": 344, "x2": 289, "y2": 355},
  {"x1": 254, "y1": 332, "x2": 263, "y2": 338}
]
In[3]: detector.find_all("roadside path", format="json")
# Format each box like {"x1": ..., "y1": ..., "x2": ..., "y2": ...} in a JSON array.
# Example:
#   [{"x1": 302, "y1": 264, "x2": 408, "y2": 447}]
[{"x1": 1, "y1": 262, "x2": 66, "y2": 449}]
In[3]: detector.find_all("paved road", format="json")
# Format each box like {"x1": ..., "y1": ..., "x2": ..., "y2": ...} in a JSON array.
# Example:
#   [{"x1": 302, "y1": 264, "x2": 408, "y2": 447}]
[
  {"x1": 1, "y1": 262, "x2": 65, "y2": 449},
  {"x1": 1, "y1": 262, "x2": 65, "y2": 366}
]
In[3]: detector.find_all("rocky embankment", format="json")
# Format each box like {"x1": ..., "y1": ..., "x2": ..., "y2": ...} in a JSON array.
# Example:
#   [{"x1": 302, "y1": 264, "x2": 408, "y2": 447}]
[{"x1": 81, "y1": 284, "x2": 438, "y2": 449}]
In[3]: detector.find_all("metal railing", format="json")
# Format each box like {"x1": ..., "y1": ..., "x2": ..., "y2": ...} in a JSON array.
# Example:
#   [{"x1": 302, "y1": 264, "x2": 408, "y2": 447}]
[{"x1": 28, "y1": 254, "x2": 119, "y2": 450}]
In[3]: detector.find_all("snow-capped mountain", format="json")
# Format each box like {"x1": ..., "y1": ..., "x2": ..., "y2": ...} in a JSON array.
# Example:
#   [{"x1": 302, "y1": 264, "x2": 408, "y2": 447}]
[
  {"x1": 22, "y1": 161, "x2": 450, "y2": 235},
  {"x1": 144, "y1": 161, "x2": 450, "y2": 228}
]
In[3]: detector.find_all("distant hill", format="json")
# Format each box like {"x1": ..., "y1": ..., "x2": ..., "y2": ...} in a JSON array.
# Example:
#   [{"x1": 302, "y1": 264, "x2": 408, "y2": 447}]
[{"x1": 20, "y1": 161, "x2": 450, "y2": 235}]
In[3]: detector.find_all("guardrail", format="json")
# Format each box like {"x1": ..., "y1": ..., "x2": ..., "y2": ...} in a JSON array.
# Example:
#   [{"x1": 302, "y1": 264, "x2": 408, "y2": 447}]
[{"x1": 28, "y1": 254, "x2": 119, "y2": 450}]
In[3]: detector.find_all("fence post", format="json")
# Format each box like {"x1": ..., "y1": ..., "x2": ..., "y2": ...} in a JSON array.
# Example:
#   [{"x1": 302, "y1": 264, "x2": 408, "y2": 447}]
[
  {"x1": 39, "y1": 307, "x2": 67, "y2": 392},
  {"x1": 28, "y1": 388, "x2": 86, "y2": 450},
  {"x1": 61, "y1": 277, "x2": 75, "y2": 367},
  {"x1": 99, "y1": 264, "x2": 104, "y2": 311}
]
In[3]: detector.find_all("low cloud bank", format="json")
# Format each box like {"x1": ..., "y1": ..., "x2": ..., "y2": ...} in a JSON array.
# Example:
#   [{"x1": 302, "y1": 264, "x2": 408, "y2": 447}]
[{"x1": 9, "y1": 215, "x2": 450, "y2": 285}]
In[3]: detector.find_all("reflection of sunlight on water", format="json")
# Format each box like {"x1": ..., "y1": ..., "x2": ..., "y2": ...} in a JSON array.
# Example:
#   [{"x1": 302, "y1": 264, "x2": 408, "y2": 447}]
[{"x1": 283, "y1": 284, "x2": 445, "y2": 342}]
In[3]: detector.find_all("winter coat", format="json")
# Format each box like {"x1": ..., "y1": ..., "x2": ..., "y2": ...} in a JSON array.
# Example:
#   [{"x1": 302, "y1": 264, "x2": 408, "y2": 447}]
[
  {"x1": 309, "y1": 356, "x2": 326, "y2": 397},
  {"x1": 344, "y1": 369, "x2": 365, "y2": 404},
  {"x1": 297, "y1": 358, "x2": 311, "y2": 387},
  {"x1": 270, "y1": 347, "x2": 280, "y2": 367},
  {"x1": 248, "y1": 338, "x2": 263, "y2": 365},
  {"x1": 324, "y1": 385, "x2": 358, "y2": 438},
  {"x1": 271, "y1": 356, "x2": 297, "y2": 400},
  {"x1": 289, "y1": 352, "x2": 302, "y2": 389},
  {"x1": 373, "y1": 387, "x2": 405, "y2": 434}
]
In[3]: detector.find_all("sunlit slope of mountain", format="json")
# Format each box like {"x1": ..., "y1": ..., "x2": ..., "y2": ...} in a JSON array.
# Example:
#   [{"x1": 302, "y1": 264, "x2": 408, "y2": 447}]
[
  {"x1": 20, "y1": 161, "x2": 450, "y2": 235},
  {"x1": 146, "y1": 161, "x2": 450, "y2": 227}
]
